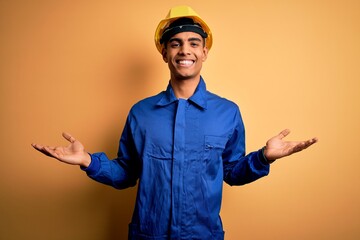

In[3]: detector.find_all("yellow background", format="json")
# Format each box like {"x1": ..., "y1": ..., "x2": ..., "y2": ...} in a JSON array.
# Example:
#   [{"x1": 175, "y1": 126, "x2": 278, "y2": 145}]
[{"x1": 1, "y1": 0, "x2": 359, "y2": 239}]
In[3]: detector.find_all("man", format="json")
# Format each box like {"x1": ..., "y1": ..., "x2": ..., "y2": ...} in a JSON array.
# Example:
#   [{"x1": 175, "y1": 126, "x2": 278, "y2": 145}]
[{"x1": 32, "y1": 6, "x2": 317, "y2": 239}]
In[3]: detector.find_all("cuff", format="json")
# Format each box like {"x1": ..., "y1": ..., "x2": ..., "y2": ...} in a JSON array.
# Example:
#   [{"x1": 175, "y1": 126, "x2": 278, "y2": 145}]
[
  {"x1": 80, "y1": 153, "x2": 101, "y2": 175},
  {"x1": 255, "y1": 147, "x2": 268, "y2": 166}
]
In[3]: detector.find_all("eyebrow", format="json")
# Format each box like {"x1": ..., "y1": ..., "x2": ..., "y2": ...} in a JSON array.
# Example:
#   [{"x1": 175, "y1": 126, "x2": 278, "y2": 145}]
[{"x1": 169, "y1": 37, "x2": 202, "y2": 43}]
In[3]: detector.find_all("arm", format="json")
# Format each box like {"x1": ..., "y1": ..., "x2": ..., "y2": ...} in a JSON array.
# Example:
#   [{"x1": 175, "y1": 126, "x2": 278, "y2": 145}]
[
  {"x1": 223, "y1": 110, "x2": 270, "y2": 186},
  {"x1": 223, "y1": 110, "x2": 318, "y2": 186},
  {"x1": 32, "y1": 132, "x2": 91, "y2": 167},
  {"x1": 81, "y1": 115, "x2": 140, "y2": 189},
  {"x1": 32, "y1": 119, "x2": 140, "y2": 189},
  {"x1": 223, "y1": 128, "x2": 318, "y2": 185}
]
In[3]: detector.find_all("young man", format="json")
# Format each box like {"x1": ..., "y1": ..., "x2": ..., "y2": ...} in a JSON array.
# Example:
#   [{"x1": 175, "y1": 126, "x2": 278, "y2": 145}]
[{"x1": 32, "y1": 6, "x2": 317, "y2": 239}]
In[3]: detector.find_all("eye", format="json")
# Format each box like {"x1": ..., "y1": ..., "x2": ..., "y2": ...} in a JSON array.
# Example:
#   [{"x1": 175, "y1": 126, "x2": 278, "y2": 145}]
[
  {"x1": 170, "y1": 42, "x2": 180, "y2": 48},
  {"x1": 190, "y1": 42, "x2": 200, "y2": 47}
]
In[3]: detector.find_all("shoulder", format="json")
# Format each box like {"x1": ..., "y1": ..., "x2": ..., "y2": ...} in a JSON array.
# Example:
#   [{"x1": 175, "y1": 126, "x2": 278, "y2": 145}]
[
  {"x1": 128, "y1": 91, "x2": 165, "y2": 116},
  {"x1": 206, "y1": 90, "x2": 240, "y2": 111}
]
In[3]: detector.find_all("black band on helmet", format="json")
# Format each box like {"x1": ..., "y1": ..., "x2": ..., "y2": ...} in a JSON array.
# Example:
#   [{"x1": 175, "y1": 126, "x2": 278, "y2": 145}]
[{"x1": 160, "y1": 17, "x2": 208, "y2": 45}]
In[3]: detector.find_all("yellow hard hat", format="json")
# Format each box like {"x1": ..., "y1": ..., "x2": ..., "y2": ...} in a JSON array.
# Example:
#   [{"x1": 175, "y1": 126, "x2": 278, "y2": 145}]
[{"x1": 154, "y1": 6, "x2": 213, "y2": 54}]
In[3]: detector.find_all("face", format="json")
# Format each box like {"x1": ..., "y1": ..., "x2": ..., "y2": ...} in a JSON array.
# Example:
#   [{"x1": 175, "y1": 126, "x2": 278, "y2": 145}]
[{"x1": 162, "y1": 31, "x2": 208, "y2": 81}]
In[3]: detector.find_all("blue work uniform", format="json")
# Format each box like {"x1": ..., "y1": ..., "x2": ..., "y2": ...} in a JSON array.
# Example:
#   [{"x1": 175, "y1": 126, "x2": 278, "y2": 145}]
[{"x1": 83, "y1": 77, "x2": 270, "y2": 239}]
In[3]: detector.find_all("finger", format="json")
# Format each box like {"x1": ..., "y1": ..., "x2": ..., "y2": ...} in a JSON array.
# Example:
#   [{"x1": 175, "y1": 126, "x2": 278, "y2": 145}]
[
  {"x1": 278, "y1": 129, "x2": 290, "y2": 139},
  {"x1": 293, "y1": 138, "x2": 317, "y2": 152},
  {"x1": 305, "y1": 137, "x2": 318, "y2": 147},
  {"x1": 32, "y1": 143, "x2": 52, "y2": 152},
  {"x1": 293, "y1": 142, "x2": 307, "y2": 152},
  {"x1": 300, "y1": 138, "x2": 317, "y2": 148},
  {"x1": 32, "y1": 143, "x2": 46, "y2": 153},
  {"x1": 32, "y1": 144, "x2": 55, "y2": 158},
  {"x1": 311, "y1": 137, "x2": 319, "y2": 143},
  {"x1": 44, "y1": 146, "x2": 60, "y2": 159},
  {"x1": 62, "y1": 132, "x2": 76, "y2": 143},
  {"x1": 31, "y1": 143, "x2": 43, "y2": 150}
]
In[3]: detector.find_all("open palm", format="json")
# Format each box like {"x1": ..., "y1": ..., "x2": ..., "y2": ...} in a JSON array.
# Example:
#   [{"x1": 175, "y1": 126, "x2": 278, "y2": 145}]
[
  {"x1": 32, "y1": 132, "x2": 90, "y2": 167},
  {"x1": 264, "y1": 129, "x2": 318, "y2": 162}
]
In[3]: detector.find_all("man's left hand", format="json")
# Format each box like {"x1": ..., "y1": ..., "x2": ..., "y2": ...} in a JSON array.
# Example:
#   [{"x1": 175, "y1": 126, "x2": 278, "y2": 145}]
[{"x1": 263, "y1": 129, "x2": 318, "y2": 163}]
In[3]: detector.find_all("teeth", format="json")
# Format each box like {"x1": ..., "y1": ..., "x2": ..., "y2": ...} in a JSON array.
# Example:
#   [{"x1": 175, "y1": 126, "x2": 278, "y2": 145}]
[{"x1": 178, "y1": 60, "x2": 193, "y2": 66}]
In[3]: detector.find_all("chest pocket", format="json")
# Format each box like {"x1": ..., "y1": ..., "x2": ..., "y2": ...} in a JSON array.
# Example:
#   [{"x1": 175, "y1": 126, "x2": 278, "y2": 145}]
[
  {"x1": 204, "y1": 135, "x2": 228, "y2": 177},
  {"x1": 148, "y1": 142, "x2": 172, "y2": 160}
]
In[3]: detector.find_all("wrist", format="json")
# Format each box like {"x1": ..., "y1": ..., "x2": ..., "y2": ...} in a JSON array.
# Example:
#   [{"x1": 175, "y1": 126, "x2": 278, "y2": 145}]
[
  {"x1": 262, "y1": 146, "x2": 276, "y2": 164},
  {"x1": 81, "y1": 152, "x2": 92, "y2": 168}
]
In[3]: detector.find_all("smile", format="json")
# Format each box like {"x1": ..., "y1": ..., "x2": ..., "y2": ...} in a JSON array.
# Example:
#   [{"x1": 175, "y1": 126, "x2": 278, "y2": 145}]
[{"x1": 176, "y1": 59, "x2": 195, "y2": 67}]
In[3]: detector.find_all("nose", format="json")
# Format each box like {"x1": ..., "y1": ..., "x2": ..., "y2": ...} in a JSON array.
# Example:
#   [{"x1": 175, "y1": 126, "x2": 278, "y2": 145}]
[{"x1": 179, "y1": 43, "x2": 191, "y2": 55}]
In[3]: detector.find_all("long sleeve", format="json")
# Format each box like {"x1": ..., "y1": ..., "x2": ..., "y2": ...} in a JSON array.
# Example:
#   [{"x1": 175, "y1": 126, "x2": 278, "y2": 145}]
[
  {"x1": 222, "y1": 109, "x2": 270, "y2": 186},
  {"x1": 81, "y1": 115, "x2": 140, "y2": 189}
]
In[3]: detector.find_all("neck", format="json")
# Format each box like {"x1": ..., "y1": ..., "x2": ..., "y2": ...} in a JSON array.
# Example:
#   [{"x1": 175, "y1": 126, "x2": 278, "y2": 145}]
[{"x1": 170, "y1": 76, "x2": 200, "y2": 99}]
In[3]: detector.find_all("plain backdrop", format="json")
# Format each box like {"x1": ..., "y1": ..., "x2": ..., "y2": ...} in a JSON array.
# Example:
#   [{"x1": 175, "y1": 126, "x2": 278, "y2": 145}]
[{"x1": 1, "y1": 0, "x2": 359, "y2": 239}]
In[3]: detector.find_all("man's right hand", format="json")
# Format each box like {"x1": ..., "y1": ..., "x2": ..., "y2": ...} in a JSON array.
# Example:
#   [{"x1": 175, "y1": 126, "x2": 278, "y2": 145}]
[{"x1": 32, "y1": 132, "x2": 91, "y2": 168}]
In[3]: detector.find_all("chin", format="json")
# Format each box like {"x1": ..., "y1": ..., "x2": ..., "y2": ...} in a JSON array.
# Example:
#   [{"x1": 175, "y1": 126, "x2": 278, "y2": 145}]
[
  {"x1": 174, "y1": 71, "x2": 200, "y2": 80},
  {"x1": 174, "y1": 74, "x2": 196, "y2": 81}
]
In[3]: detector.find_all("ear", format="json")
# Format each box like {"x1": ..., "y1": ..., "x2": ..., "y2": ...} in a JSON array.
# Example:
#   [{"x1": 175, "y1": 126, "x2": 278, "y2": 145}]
[
  {"x1": 162, "y1": 48, "x2": 168, "y2": 63},
  {"x1": 202, "y1": 47, "x2": 208, "y2": 62}
]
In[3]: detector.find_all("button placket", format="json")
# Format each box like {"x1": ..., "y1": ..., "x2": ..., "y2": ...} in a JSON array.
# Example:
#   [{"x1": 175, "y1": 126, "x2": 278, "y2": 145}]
[{"x1": 170, "y1": 99, "x2": 186, "y2": 237}]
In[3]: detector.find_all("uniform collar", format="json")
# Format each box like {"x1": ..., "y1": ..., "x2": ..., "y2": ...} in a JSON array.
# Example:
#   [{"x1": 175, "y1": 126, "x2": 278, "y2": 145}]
[{"x1": 156, "y1": 76, "x2": 207, "y2": 110}]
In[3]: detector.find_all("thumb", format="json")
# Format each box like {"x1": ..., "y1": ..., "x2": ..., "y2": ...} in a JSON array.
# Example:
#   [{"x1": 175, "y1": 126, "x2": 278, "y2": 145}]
[
  {"x1": 62, "y1": 132, "x2": 76, "y2": 143},
  {"x1": 277, "y1": 129, "x2": 291, "y2": 139}
]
